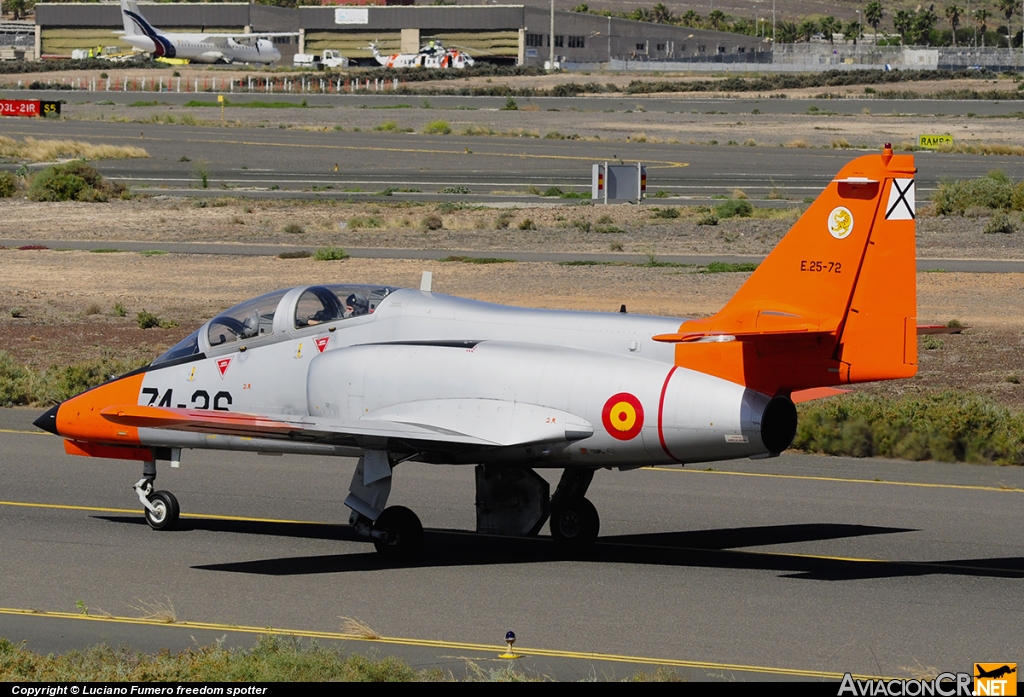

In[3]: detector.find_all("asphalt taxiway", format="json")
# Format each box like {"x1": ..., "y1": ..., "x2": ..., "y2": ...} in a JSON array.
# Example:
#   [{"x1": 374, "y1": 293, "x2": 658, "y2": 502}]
[
  {"x1": 1, "y1": 408, "x2": 1021, "y2": 681},
  {"x1": 4, "y1": 116, "x2": 1024, "y2": 200}
]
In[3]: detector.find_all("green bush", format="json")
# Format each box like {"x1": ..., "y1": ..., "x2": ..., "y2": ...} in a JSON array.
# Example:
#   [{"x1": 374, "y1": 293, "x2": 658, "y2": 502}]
[
  {"x1": 0, "y1": 352, "x2": 146, "y2": 407},
  {"x1": 651, "y1": 207, "x2": 680, "y2": 219},
  {"x1": 1012, "y1": 182, "x2": 1024, "y2": 211},
  {"x1": 313, "y1": 246, "x2": 349, "y2": 261},
  {"x1": 422, "y1": 120, "x2": 451, "y2": 135},
  {"x1": 0, "y1": 353, "x2": 34, "y2": 406},
  {"x1": 794, "y1": 392, "x2": 1024, "y2": 465},
  {"x1": 714, "y1": 199, "x2": 754, "y2": 219},
  {"x1": 934, "y1": 174, "x2": 1014, "y2": 215},
  {"x1": 0, "y1": 171, "x2": 18, "y2": 198},
  {"x1": 983, "y1": 212, "x2": 1017, "y2": 234},
  {"x1": 136, "y1": 310, "x2": 162, "y2": 329},
  {"x1": 282, "y1": 223, "x2": 305, "y2": 234},
  {"x1": 421, "y1": 215, "x2": 443, "y2": 230},
  {"x1": 28, "y1": 162, "x2": 125, "y2": 203},
  {"x1": 518, "y1": 218, "x2": 536, "y2": 230}
]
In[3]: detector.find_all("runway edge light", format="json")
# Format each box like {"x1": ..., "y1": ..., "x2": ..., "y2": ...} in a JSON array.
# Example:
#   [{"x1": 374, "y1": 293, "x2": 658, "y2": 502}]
[{"x1": 499, "y1": 630, "x2": 520, "y2": 659}]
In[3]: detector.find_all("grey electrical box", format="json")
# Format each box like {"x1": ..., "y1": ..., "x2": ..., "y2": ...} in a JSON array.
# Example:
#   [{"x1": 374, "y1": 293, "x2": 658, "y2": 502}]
[{"x1": 592, "y1": 162, "x2": 646, "y2": 204}]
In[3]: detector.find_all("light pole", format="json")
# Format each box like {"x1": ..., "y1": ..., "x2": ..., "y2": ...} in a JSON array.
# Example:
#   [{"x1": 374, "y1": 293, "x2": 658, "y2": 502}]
[
  {"x1": 772, "y1": 0, "x2": 776, "y2": 44},
  {"x1": 549, "y1": 0, "x2": 555, "y2": 70}
]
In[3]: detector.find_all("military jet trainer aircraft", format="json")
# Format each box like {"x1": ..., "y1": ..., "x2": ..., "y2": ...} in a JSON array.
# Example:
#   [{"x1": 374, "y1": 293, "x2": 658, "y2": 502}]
[{"x1": 35, "y1": 147, "x2": 918, "y2": 559}]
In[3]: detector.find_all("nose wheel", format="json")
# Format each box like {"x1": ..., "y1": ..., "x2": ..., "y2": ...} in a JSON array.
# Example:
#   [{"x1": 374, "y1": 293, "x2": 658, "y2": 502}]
[
  {"x1": 134, "y1": 466, "x2": 181, "y2": 531},
  {"x1": 144, "y1": 490, "x2": 180, "y2": 530}
]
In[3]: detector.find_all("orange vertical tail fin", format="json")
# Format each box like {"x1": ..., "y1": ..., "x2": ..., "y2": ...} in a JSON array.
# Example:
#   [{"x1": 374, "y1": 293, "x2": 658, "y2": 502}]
[{"x1": 655, "y1": 145, "x2": 917, "y2": 396}]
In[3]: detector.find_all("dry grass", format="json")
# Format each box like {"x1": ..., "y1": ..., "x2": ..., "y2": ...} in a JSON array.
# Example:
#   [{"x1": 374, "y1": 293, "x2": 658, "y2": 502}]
[
  {"x1": 129, "y1": 598, "x2": 177, "y2": 624},
  {"x1": 939, "y1": 142, "x2": 1024, "y2": 157},
  {"x1": 785, "y1": 138, "x2": 810, "y2": 149},
  {"x1": 340, "y1": 616, "x2": 382, "y2": 640},
  {"x1": 831, "y1": 138, "x2": 852, "y2": 149},
  {"x1": 0, "y1": 136, "x2": 149, "y2": 162}
]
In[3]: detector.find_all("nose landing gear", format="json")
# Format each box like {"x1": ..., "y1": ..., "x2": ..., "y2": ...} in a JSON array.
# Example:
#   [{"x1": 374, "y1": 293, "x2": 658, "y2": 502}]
[{"x1": 133, "y1": 459, "x2": 180, "y2": 531}]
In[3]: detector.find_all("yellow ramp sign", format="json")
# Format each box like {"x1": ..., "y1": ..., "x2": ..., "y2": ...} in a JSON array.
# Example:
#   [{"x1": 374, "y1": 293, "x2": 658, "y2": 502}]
[{"x1": 918, "y1": 134, "x2": 953, "y2": 149}]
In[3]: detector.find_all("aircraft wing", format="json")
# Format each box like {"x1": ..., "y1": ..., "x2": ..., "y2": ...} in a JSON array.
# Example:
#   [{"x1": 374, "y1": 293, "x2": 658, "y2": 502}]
[
  {"x1": 100, "y1": 400, "x2": 593, "y2": 449},
  {"x1": 204, "y1": 32, "x2": 299, "y2": 39}
]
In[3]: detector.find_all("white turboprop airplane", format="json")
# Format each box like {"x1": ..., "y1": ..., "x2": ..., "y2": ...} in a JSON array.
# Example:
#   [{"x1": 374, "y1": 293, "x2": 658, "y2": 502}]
[
  {"x1": 370, "y1": 39, "x2": 475, "y2": 69},
  {"x1": 35, "y1": 147, "x2": 919, "y2": 560},
  {"x1": 119, "y1": 0, "x2": 287, "y2": 64}
]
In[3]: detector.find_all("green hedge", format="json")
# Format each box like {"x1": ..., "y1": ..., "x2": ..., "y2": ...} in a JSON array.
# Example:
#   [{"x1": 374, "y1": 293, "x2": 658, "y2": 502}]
[{"x1": 795, "y1": 392, "x2": 1024, "y2": 465}]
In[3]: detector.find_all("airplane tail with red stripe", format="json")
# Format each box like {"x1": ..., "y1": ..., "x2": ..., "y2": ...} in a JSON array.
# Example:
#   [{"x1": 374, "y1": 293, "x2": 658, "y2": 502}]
[{"x1": 656, "y1": 145, "x2": 917, "y2": 397}]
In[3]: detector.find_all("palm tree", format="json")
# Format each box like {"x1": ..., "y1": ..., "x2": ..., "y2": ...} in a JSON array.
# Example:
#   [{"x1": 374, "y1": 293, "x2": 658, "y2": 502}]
[
  {"x1": 945, "y1": 4, "x2": 964, "y2": 45},
  {"x1": 865, "y1": 1, "x2": 885, "y2": 43},
  {"x1": 912, "y1": 5, "x2": 939, "y2": 44},
  {"x1": 799, "y1": 19, "x2": 818, "y2": 42},
  {"x1": 777, "y1": 20, "x2": 800, "y2": 43},
  {"x1": 974, "y1": 7, "x2": 990, "y2": 45},
  {"x1": 681, "y1": 10, "x2": 701, "y2": 27},
  {"x1": 894, "y1": 10, "x2": 913, "y2": 44},
  {"x1": 820, "y1": 16, "x2": 840, "y2": 43},
  {"x1": 708, "y1": 10, "x2": 726, "y2": 31},
  {"x1": 845, "y1": 20, "x2": 864, "y2": 43},
  {"x1": 651, "y1": 3, "x2": 676, "y2": 24},
  {"x1": 997, "y1": 0, "x2": 1016, "y2": 48}
]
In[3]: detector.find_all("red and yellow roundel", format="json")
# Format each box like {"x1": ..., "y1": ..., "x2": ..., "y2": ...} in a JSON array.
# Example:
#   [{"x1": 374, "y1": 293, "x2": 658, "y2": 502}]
[{"x1": 602, "y1": 392, "x2": 644, "y2": 441}]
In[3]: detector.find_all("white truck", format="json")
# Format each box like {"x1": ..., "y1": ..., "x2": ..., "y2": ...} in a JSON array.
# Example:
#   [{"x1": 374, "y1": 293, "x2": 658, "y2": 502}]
[{"x1": 293, "y1": 49, "x2": 349, "y2": 70}]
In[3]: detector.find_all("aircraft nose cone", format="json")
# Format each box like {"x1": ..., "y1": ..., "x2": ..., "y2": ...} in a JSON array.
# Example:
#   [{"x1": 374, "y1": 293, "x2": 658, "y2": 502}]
[{"x1": 33, "y1": 403, "x2": 61, "y2": 436}]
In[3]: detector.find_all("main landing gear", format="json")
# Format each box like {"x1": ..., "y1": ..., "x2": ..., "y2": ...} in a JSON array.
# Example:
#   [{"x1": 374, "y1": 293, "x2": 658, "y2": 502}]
[
  {"x1": 548, "y1": 469, "x2": 599, "y2": 549},
  {"x1": 474, "y1": 465, "x2": 600, "y2": 552},
  {"x1": 345, "y1": 450, "x2": 424, "y2": 560},
  {"x1": 134, "y1": 459, "x2": 180, "y2": 531}
]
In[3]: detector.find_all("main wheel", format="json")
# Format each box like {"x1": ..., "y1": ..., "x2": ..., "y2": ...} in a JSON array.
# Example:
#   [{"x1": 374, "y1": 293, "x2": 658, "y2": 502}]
[
  {"x1": 372, "y1": 506, "x2": 423, "y2": 560},
  {"x1": 550, "y1": 496, "x2": 599, "y2": 549},
  {"x1": 145, "y1": 490, "x2": 180, "y2": 531}
]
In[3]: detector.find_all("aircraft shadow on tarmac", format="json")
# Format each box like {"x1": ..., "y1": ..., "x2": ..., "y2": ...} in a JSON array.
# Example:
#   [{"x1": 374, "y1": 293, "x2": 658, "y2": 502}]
[{"x1": 96, "y1": 515, "x2": 1024, "y2": 581}]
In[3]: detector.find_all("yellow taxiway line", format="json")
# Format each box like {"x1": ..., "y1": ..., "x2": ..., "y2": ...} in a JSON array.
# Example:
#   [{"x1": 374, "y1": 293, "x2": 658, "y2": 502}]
[
  {"x1": 647, "y1": 466, "x2": 1024, "y2": 494},
  {"x1": 0, "y1": 499, "x2": 319, "y2": 525},
  {"x1": 0, "y1": 606, "x2": 893, "y2": 680}
]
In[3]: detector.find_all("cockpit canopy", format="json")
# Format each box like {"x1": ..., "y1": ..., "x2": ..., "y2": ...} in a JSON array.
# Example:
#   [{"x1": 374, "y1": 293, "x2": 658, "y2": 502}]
[{"x1": 152, "y1": 283, "x2": 396, "y2": 366}]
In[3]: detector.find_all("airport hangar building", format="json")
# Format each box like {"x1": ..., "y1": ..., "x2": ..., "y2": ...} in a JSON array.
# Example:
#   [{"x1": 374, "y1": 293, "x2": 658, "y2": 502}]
[{"x1": 33, "y1": 3, "x2": 768, "y2": 66}]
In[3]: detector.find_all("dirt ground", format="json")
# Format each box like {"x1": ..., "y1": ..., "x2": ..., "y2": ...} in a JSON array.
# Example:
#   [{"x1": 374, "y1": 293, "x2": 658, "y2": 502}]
[{"x1": 3, "y1": 198, "x2": 1024, "y2": 259}]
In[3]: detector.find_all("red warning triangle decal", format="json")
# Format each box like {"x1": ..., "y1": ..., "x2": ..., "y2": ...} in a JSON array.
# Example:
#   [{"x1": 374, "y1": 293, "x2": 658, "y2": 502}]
[
  {"x1": 314, "y1": 336, "x2": 330, "y2": 353},
  {"x1": 216, "y1": 357, "x2": 232, "y2": 377}
]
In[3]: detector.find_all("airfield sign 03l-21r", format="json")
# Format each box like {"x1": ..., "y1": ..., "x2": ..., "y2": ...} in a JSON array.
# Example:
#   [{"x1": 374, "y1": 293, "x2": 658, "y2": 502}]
[{"x1": 36, "y1": 146, "x2": 918, "y2": 560}]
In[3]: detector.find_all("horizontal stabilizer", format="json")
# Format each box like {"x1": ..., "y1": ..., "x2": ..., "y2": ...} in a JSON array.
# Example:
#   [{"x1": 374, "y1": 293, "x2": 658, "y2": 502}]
[
  {"x1": 790, "y1": 387, "x2": 851, "y2": 404},
  {"x1": 917, "y1": 324, "x2": 967, "y2": 335},
  {"x1": 653, "y1": 312, "x2": 841, "y2": 344}
]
